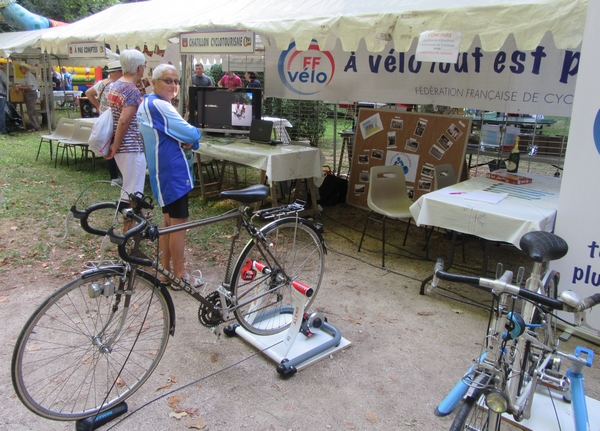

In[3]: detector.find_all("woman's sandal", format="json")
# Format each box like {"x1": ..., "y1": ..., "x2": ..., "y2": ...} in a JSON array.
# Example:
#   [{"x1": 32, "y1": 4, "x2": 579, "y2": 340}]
[{"x1": 170, "y1": 270, "x2": 204, "y2": 291}]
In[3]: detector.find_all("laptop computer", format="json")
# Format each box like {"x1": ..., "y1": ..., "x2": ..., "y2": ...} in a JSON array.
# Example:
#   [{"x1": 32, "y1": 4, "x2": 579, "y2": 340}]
[{"x1": 248, "y1": 119, "x2": 275, "y2": 144}]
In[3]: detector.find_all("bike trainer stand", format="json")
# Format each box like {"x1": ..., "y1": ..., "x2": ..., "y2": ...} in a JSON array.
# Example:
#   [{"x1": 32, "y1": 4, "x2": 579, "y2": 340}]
[{"x1": 224, "y1": 285, "x2": 350, "y2": 377}]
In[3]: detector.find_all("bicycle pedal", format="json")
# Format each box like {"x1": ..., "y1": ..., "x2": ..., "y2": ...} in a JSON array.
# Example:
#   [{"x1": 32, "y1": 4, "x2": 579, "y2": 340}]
[{"x1": 539, "y1": 369, "x2": 568, "y2": 391}]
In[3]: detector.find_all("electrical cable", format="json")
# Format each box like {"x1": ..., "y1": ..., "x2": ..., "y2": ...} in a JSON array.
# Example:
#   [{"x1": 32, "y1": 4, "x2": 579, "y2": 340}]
[{"x1": 105, "y1": 339, "x2": 284, "y2": 430}]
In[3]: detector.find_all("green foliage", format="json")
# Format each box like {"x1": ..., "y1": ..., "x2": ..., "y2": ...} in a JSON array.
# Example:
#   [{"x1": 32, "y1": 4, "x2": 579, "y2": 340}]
[
  {"x1": 263, "y1": 98, "x2": 326, "y2": 145},
  {"x1": 17, "y1": 0, "x2": 132, "y2": 23},
  {"x1": 205, "y1": 63, "x2": 223, "y2": 85}
]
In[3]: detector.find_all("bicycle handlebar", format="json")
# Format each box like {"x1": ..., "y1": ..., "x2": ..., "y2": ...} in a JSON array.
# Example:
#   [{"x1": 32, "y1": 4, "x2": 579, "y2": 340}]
[
  {"x1": 70, "y1": 198, "x2": 155, "y2": 267},
  {"x1": 432, "y1": 258, "x2": 600, "y2": 314},
  {"x1": 70, "y1": 201, "x2": 119, "y2": 237}
]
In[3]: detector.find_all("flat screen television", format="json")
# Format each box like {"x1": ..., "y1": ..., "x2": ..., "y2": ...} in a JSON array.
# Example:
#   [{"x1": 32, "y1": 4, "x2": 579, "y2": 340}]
[{"x1": 188, "y1": 87, "x2": 262, "y2": 131}]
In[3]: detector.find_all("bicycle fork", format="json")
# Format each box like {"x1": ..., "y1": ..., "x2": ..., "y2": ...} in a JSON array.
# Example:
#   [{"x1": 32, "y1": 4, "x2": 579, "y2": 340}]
[
  {"x1": 435, "y1": 352, "x2": 487, "y2": 416},
  {"x1": 89, "y1": 273, "x2": 133, "y2": 353}
]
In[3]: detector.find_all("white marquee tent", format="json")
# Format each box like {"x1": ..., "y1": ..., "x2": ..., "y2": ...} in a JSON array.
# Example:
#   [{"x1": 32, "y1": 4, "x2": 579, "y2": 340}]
[
  {"x1": 34, "y1": 0, "x2": 587, "y2": 54},
  {"x1": 3, "y1": 0, "x2": 600, "y2": 337}
]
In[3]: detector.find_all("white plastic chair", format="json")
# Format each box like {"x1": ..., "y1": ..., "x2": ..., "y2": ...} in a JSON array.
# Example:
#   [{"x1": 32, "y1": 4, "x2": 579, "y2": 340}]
[
  {"x1": 36, "y1": 117, "x2": 76, "y2": 161},
  {"x1": 433, "y1": 164, "x2": 456, "y2": 190},
  {"x1": 55, "y1": 123, "x2": 95, "y2": 169},
  {"x1": 357, "y1": 165, "x2": 414, "y2": 267}
]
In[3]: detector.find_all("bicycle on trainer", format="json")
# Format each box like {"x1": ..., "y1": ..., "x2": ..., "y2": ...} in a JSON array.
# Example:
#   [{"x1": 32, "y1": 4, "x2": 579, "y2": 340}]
[
  {"x1": 429, "y1": 230, "x2": 600, "y2": 431},
  {"x1": 11, "y1": 184, "x2": 326, "y2": 422}
]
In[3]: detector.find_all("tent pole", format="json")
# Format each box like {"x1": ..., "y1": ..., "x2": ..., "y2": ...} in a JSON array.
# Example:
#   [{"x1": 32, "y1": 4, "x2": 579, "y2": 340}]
[
  {"x1": 333, "y1": 103, "x2": 338, "y2": 174},
  {"x1": 181, "y1": 54, "x2": 188, "y2": 116},
  {"x1": 42, "y1": 52, "x2": 52, "y2": 132}
]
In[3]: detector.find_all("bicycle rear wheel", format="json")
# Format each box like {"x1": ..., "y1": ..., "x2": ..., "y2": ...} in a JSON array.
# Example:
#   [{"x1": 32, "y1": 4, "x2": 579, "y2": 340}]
[
  {"x1": 231, "y1": 218, "x2": 325, "y2": 336},
  {"x1": 11, "y1": 267, "x2": 170, "y2": 421}
]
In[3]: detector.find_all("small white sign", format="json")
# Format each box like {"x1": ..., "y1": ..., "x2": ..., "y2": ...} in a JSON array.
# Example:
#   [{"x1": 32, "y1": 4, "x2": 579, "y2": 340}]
[
  {"x1": 68, "y1": 42, "x2": 106, "y2": 58},
  {"x1": 415, "y1": 30, "x2": 461, "y2": 63},
  {"x1": 180, "y1": 30, "x2": 255, "y2": 54}
]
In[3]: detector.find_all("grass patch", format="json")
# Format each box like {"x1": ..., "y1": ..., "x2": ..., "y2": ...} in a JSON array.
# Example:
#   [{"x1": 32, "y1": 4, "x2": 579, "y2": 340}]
[{"x1": 0, "y1": 127, "x2": 241, "y2": 271}]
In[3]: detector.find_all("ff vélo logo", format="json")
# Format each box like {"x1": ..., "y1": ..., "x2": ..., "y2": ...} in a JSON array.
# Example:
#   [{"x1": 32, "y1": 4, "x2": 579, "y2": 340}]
[{"x1": 278, "y1": 41, "x2": 335, "y2": 95}]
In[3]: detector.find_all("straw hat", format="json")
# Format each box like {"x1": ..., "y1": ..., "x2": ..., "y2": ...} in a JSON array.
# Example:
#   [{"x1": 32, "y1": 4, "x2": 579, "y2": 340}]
[{"x1": 105, "y1": 60, "x2": 122, "y2": 72}]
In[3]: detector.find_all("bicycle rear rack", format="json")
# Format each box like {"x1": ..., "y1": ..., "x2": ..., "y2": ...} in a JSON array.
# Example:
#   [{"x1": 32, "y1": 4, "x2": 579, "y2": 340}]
[{"x1": 254, "y1": 200, "x2": 306, "y2": 220}]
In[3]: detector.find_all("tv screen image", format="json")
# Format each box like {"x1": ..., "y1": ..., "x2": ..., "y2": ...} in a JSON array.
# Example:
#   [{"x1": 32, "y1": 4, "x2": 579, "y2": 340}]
[
  {"x1": 231, "y1": 93, "x2": 254, "y2": 127},
  {"x1": 189, "y1": 87, "x2": 262, "y2": 131}
]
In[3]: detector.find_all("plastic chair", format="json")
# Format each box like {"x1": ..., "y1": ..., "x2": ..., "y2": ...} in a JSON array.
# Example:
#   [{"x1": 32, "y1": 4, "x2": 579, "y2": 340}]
[
  {"x1": 433, "y1": 164, "x2": 456, "y2": 190},
  {"x1": 357, "y1": 165, "x2": 414, "y2": 267},
  {"x1": 55, "y1": 123, "x2": 95, "y2": 170},
  {"x1": 36, "y1": 117, "x2": 77, "y2": 161}
]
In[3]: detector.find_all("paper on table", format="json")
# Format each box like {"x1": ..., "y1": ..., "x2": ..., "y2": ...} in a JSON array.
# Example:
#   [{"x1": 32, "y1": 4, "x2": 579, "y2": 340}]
[{"x1": 464, "y1": 190, "x2": 508, "y2": 204}]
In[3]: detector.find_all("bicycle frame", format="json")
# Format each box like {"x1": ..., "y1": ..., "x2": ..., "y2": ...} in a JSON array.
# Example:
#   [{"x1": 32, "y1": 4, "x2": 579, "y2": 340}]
[
  {"x1": 124, "y1": 205, "x2": 314, "y2": 323},
  {"x1": 434, "y1": 274, "x2": 595, "y2": 430},
  {"x1": 151, "y1": 208, "x2": 244, "y2": 316}
]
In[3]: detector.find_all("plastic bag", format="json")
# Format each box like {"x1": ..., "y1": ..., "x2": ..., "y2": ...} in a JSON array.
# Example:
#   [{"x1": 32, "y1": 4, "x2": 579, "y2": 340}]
[{"x1": 88, "y1": 108, "x2": 114, "y2": 156}]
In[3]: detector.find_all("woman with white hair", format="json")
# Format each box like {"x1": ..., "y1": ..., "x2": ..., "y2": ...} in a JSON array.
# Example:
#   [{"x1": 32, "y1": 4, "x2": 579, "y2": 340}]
[
  {"x1": 105, "y1": 49, "x2": 146, "y2": 222},
  {"x1": 138, "y1": 63, "x2": 202, "y2": 289}
]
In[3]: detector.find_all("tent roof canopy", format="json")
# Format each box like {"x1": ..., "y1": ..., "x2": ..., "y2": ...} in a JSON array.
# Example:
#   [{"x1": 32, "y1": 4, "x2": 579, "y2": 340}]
[
  {"x1": 35, "y1": 0, "x2": 587, "y2": 55},
  {"x1": 0, "y1": 27, "x2": 118, "y2": 66}
]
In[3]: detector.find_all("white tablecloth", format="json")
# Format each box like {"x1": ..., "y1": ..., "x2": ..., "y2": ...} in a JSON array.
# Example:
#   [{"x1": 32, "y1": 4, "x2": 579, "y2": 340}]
[
  {"x1": 196, "y1": 139, "x2": 325, "y2": 185},
  {"x1": 409, "y1": 172, "x2": 561, "y2": 248}
]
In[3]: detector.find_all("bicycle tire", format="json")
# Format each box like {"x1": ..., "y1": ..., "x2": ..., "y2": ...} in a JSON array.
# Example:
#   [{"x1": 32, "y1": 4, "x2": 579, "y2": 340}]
[
  {"x1": 11, "y1": 267, "x2": 171, "y2": 421},
  {"x1": 450, "y1": 391, "x2": 502, "y2": 431},
  {"x1": 231, "y1": 217, "x2": 325, "y2": 336}
]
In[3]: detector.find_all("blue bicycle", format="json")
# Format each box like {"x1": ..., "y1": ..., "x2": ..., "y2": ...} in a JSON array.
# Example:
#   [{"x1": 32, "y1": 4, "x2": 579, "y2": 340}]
[{"x1": 429, "y1": 231, "x2": 600, "y2": 431}]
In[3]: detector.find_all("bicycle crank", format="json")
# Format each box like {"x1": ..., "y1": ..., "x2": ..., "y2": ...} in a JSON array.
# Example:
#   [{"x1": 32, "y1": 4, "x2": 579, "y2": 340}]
[{"x1": 198, "y1": 291, "x2": 229, "y2": 327}]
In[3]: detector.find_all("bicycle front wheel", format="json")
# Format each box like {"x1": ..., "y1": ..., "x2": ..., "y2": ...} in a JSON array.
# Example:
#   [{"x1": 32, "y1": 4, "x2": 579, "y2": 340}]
[
  {"x1": 231, "y1": 218, "x2": 325, "y2": 336},
  {"x1": 450, "y1": 391, "x2": 502, "y2": 431},
  {"x1": 11, "y1": 267, "x2": 171, "y2": 421}
]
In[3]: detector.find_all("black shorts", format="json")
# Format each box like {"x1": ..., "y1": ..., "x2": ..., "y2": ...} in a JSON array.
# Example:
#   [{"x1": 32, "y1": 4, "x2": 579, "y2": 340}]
[{"x1": 162, "y1": 193, "x2": 189, "y2": 219}]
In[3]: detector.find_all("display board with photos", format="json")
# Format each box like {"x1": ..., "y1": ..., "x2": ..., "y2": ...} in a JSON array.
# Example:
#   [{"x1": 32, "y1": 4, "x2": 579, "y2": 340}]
[{"x1": 347, "y1": 108, "x2": 471, "y2": 209}]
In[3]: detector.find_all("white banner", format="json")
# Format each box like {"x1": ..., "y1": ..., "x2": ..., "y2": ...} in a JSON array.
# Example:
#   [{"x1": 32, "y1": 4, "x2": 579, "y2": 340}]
[
  {"x1": 180, "y1": 30, "x2": 254, "y2": 54},
  {"x1": 265, "y1": 33, "x2": 580, "y2": 116},
  {"x1": 68, "y1": 42, "x2": 106, "y2": 58},
  {"x1": 553, "y1": 1, "x2": 600, "y2": 337}
]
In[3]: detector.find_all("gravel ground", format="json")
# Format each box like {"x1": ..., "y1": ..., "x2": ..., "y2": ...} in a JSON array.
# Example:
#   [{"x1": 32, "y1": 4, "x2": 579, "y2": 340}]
[{"x1": 2, "y1": 203, "x2": 598, "y2": 431}]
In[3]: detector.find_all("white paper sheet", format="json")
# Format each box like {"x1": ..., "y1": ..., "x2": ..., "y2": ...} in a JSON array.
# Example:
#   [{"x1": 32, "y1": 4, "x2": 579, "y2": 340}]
[{"x1": 463, "y1": 190, "x2": 508, "y2": 204}]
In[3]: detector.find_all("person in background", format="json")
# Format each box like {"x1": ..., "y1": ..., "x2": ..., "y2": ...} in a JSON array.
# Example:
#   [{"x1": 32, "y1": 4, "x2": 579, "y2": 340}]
[
  {"x1": 86, "y1": 60, "x2": 124, "y2": 185},
  {"x1": 138, "y1": 63, "x2": 203, "y2": 290},
  {"x1": 0, "y1": 67, "x2": 8, "y2": 135},
  {"x1": 18, "y1": 63, "x2": 40, "y2": 132},
  {"x1": 104, "y1": 49, "x2": 146, "y2": 228},
  {"x1": 61, "y1": 66, "x2": 73, "y2": 91},
  {"x1": 192, "y1": 63, "x2": 213, "y2": 87},
  {"x1": 217, "y1": 70, "x2": 242, "y2": 88},
  {"x1": 244, "y1": 71, "x2": 261, "y2": 88},
  {"x1": 51, "y1": 70, "x2": 61, "y2": 90}
]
